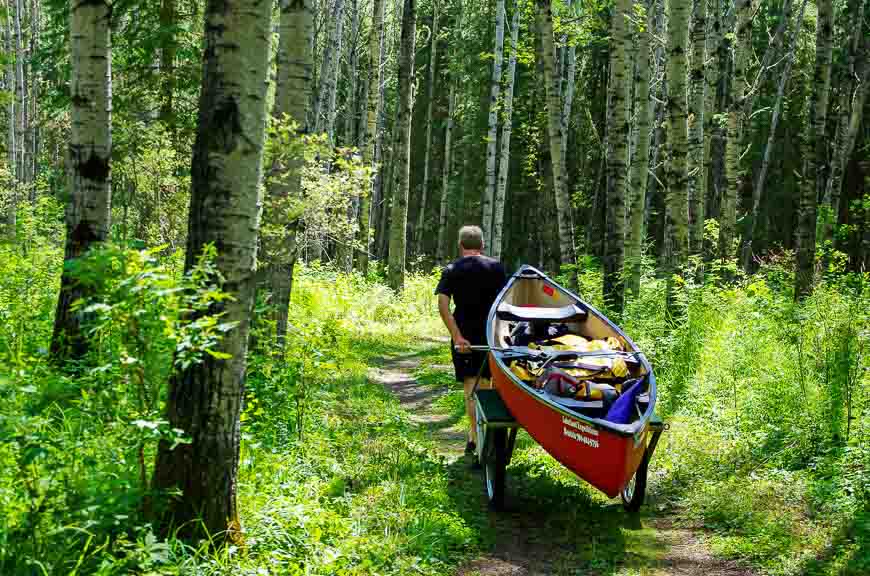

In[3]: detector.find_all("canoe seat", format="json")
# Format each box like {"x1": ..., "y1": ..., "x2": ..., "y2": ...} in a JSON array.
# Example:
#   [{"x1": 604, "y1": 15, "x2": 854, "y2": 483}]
[{"x1": 497, "y1": 303, "x2": 587, "y2": 323}]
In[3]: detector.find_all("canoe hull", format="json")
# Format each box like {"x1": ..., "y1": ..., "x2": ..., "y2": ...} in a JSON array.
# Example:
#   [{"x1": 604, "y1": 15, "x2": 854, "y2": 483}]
[{"x1": 489, "y1": 352, "x2": 650, "y2": 498}]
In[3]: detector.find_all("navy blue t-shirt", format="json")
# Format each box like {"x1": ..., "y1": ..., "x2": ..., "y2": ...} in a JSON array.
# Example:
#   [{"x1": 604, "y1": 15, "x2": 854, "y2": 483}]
[{"x1": 435, "y1": 255, "x2": 507, "y2": 344}]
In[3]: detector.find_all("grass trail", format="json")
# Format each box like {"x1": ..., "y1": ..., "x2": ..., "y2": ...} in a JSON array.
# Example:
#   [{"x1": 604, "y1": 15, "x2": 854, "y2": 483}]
[{"x1": 370, "y1": 341, "x2": 757, "y2": 576}]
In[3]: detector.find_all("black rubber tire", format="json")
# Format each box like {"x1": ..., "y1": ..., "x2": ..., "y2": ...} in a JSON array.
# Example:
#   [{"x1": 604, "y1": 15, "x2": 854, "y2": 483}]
[
  {"x1": 621, "y1": 447, "x2": 650, "y2": 513},
  {"x1": 485, "y1": 428, "x2": 508, "y2": 510}
]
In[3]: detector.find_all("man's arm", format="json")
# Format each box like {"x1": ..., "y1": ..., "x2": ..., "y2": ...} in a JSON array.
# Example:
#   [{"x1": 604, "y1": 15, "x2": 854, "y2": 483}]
[{"x1": 438, "y1": 294, "x2": 470, "y2": 353}]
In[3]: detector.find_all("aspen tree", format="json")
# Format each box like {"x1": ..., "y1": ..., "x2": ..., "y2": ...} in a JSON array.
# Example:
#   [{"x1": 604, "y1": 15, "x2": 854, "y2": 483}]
[
  {"x1": 152, "y1": 0, "x2": 272, "y2": 539},
  {"x1": 483, "y1": 0, "x2": 505, "y2": 247},
  {"x1": 357, "y1": 0, "x2": 384, "y2": 274},
  {"x1": 538, "y1": 0, "x2": 576, "y2": 281},
  {"x1": 387, "y1": 0, "x2": 416, "y2": 291},
  {"x1": 627, "y1": 0, "x2": 654, "y2": 298},
  {"x1": 604, "y1": 0, "x2": 631, "y2": 311},
  {"x1": 50, "y1": 0, "x2": 112, "y2": 362},
  {"x1": 269, "y1": 0, "x2": 314, "y2": 343},
  {"x1": 416, "y1": 0, "x2": 440, "y2": 255},
  {"x1": 492, "y1": 0, "x2": 519, "y2": 261}
]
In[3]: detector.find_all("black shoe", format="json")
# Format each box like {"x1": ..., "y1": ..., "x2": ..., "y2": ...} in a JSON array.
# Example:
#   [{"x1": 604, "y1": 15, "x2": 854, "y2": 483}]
[{"x1": 464, "y1": 441, "x2": 476, "y2": 455}]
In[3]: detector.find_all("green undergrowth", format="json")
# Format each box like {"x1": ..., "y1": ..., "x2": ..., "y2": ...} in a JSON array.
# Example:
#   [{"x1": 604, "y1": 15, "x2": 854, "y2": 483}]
[{"x1": 0, "y1": 229, "x2": 867, "y2": 574}]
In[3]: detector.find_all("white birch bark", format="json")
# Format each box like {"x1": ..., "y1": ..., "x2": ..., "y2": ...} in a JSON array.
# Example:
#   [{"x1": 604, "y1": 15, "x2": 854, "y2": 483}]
[
  {"x1": 483, "y1": 0, "x2": 505, "y2": 247},
  {"x1": 387, "y1": 0, "x2": 416, "y2": 291},
  {"x1": 492, "y1": 0, "x2": 519, "y2": 261},
  {"x1": 436, "y1": 82, "x2": 456, "y2": 264},
  {"x1": 538, "y1": 0, "x2": 576, "y2": 277},
  {"x1": 313, "y1": 0, "x2": 346, "y2": 138},
  {"x1": 357, "y1": 0, "x2": 383, "y2": 273},
  {"x1": 269, "y1": 0, "x2": 314, "y2": 342},
  {"x1": 50, "y1": 0, "x2": 112, "y2": 360},
  {"x1": 153, "y1": 0, "x2": 272, "y2": 540},
  {"x1": 626, "y1": 0, "x2": 654, "y2": 298},
  {"x1": 688, "y1": 0, "x2": 706, "y2": 257},
  {"x1": 415, "y1": 0, "x2": 439, "y2": 255}
]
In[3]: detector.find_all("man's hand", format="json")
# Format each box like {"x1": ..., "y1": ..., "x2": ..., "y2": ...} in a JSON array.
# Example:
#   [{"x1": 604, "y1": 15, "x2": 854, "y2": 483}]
[{"x1": 454, "y1": 334, "x2": 471, "y2": 354}]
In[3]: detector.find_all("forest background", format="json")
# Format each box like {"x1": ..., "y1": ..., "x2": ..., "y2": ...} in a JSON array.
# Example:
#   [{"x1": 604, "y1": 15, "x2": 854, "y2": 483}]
[{"x1": 0, "y1": 0, "x2": 867, "y2": 574}]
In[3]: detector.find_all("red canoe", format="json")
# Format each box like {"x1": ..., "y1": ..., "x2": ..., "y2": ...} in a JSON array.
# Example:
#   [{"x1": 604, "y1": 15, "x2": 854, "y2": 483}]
[{"x1": 486, "y1": 266, "x2": 659, "y2": 499}]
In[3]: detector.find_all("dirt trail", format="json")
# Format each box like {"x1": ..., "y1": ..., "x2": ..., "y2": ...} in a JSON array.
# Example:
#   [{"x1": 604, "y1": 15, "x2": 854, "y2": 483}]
[{"x1": 369, "y1": 344, "x2": 755, "y2": 576}]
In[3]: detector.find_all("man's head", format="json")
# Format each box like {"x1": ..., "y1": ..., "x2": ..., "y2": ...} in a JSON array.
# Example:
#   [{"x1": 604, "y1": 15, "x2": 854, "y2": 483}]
[{"x1": 458, "y1": 225, "x2": 484, "y2": 253}]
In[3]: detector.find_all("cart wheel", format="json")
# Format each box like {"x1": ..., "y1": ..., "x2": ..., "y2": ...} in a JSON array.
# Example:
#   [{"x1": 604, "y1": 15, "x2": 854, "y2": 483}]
[
  {"x1": 485, "y1": 428, "x2": 507, "y2": 510},
  {"x1": 621, "y1": 447, "x2": 650, "y2": 512}
]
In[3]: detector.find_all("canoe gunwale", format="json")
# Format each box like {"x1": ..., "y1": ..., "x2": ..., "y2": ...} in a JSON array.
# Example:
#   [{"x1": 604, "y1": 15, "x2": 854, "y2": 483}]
[{"x1": 486, "y1": 265, "x2": 657, "y2": 440}]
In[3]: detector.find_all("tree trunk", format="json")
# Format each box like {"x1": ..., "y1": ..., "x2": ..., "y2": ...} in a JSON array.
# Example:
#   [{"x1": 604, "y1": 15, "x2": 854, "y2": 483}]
[
  {"x1": 665, "y1": 0, "x2": 690, "y2": 312},
  {"x1": 795, "y1": 0, "x2": 834, "y2": 299},
  {"x1": 537, "y1": 0, "x2": 576, "y2": 279},
  {"x1": 703, "y1": 0, "x2": 720, "y2": 227},
  {"x1": 559, "y1": 0, "x2": 576, "y2": 202},
  {"x1": 744, "y1": 0, "x2": 809, "y2": 270},
  {"x1": 415, "y1": 0, "x2": 439, "y2": 256},
  {"x1": 437, "y1": 81, "x2": 456, "y2": 264},
  {"x1": 483, "y1": 0, "x2": 505, "y2": 247},
  {"x1": 604, "y1": 0, "x2": 630, "y2": 312},
  {"x1": 688, "y1": 0, "x2": 705, "y2": 257},
  {"x1": 4, "y1": 1, "x2": 15, "y2": 235},
  {"x1": 719, "y1": 0, "x2": 751, "y2": 262},
  {"x1": 821, "y1": 0, "x2": 864, "y2": 246},
  {"x1": 13, "y1": 0, "x2": 24, "y2": 185},
  {"x1": 357, "y1": 0, "x2": 384, "y2": 274},
  {"x1": 152, "y1": 0, "x2": 272, "y2": 540},
  {"x1": 269, "y1": 0, "x2": 314, "y2": 343},
  {"x1": 49, "y1": 0, "x2": 112, "y2": 362},
  {"x1": 626, "y1": 0, "x2": 654, "y2": 298},
  {"x1": 387, "y1": 0, "x2": 416, "y2": 291},
  {"x1": 313, "y1": 0, "x2": 346, "y2": 139},
  {"x1": 336, "y1": 0, "x2": 360, "y2": 272},
  {"x1": 492, "y1": 0, "x2": 519, "y2": 261}
]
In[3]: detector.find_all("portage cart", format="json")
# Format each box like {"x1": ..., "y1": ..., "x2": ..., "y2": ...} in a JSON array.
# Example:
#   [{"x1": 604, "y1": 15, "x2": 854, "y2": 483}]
[{"x1": 474, "y1": 387, "x2": 665, "y2": 511}]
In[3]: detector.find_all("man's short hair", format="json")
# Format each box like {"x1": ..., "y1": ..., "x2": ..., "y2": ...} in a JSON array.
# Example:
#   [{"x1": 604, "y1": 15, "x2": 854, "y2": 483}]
[{"x1": 459, "y1": 225, "x2": 484, "y2": 250}]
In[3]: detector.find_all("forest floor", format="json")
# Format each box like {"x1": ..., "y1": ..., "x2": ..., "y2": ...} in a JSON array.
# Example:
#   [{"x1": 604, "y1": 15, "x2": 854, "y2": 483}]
[{"x1": 368, "y1": 340, "x2": 757, "y2": 576}]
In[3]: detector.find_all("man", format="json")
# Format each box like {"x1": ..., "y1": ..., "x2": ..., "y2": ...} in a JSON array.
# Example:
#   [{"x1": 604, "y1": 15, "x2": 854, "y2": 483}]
[{"x1": 435, "y1": 225, "x2": 507, "y2": 455}]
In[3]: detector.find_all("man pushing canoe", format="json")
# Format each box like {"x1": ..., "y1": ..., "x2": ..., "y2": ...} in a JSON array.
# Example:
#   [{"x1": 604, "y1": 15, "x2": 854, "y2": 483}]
[{"x1": 435, "y1": 225, "x2": 508, "y2": 456}]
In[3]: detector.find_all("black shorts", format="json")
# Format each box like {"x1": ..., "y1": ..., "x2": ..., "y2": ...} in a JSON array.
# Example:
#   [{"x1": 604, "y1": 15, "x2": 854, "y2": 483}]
[{"x1": 451, "y1": 344, "x2": 491, "y2": 382}]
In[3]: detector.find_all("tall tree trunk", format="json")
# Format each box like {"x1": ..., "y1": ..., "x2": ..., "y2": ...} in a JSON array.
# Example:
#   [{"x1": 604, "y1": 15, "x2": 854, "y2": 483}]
[
  {"x1": 13, "y1": 0, "x2": 24, "y2": 185},
  {"x1": 688, "y1": 0, "x2": 705, "y2": 258},
  {"x1": 626, "y1": 0, "x2": 654, "y2": 298},
  {"x1": 558, "y1": 0, "x2": 576, "y2": 199},
  {"x1": 795, "y1": 0, "x2": 834, "y2": 299},
  {"x1": 28, "y1": 0, "x2": 39, "y2": 192},
  {"x1": 703, "y1": 0, "x2": 720, "y2": 226},
  {"x1": 537, "y1": 0, "x2": 576, "y2": 280},
  {"x1": 269, "y1": 0, "x2": 314, "y2": 343},
  {"x1": 4, "y1": 1, "x2": 15, "y2": 236},
  {"x1": 49, "y1": 0, "x2": 112, "y2": 362},
  {"x1": 336, "y1": 0, "x2": 360, "y2": 272},
  {"x1": 604, "y1": 0, "x2": 630, "y2": 312},
  {"x1": 483, "y1": 0, "x2": 505, "y2": 247},
  {"x1": 387, "y1": 0, "x2": 416, "y2": 291},
  {"x1": 719, "y1": 0, "x2": 751, "y2": 262},
  {"x1": 152, "y1": 0, "x2": 272, "y2": 539},
  {"x1": 437, "y1": 81, "x2": 456, "y2": 264},
  {"x1": 313, "y1": 0, "x2": 346, "y2": 139},
  {"x1": 745, "y1": 0, "x2": 809, "y2": 270},
  {"x1": 357, "y1": 0, "x2": 383, "y2": 274},
  {"x1": 665, "y1": 0, "x2": 690, "y2": 312},
  {"x1": 492, "y1": 0, "x2": 519, "y2": 261},
  {"x1": 821, "y1": 0, "x2": 864, "y2": 246},
  {"x1": 415, "y1": 0, "x2": 439, "y2": 256}
]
